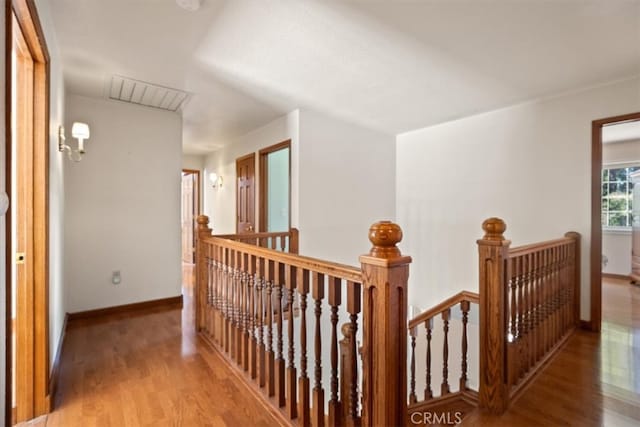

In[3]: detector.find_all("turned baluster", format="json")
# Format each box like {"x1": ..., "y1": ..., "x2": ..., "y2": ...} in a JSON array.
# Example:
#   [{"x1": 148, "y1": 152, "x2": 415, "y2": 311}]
[
  {"x1": 257, "y1": 258, "x2": 266, "y2": 387},
  {"x1": 249, "y1": 255, "x2": 257, "y2": 379},
  {"x1": 298, "y1": 269, "x2": 311, "y2": 427},
  {"x1": 223, "y1": 247, "x2": 231, "y2": 354},
  {"x1": 286, "y1": 266, "x2": 298, "y2": 419},
  {"x1": 424, "y1": 318, "x2": 433, "y2": 400},
  {"x1": 205, "y1": 245, "x2": 213, "y2": 337},
  {"x1": 195, "y1": 215, "x2": 212, "y2": 332},
  {"x1": 460, "y1": 301, "x2": 470, "y2": 391},
  {"x1": 441, "y1": 308, "x2": 451, "y2": 396},
  {"x1": 266, "y1": 260, "x2": 275, "y2": 396},
  {"x1": 275, "y1": 262, "x2": 286, "y2": 406},
  {"x1": 312, "y1": 272, "x2": 325, "y2": 427},
  {"x1": 409, "y1": 327, "x2": 417, "y2": 404},
  {"x1": 347, "y1": 281, "x2": 361, "y2": 421},
  {"x1": 241, "y1": 253, "x2": 250, "y2": 371},
  {"x1": 327, "y1": 276, "x2": 341, "y2": 427},
  {"x1": 231, "y1": 249, "x2": 238, "y2": 362}
]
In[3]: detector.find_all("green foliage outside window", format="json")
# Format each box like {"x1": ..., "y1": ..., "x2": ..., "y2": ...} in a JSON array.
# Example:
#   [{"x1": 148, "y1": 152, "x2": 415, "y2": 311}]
[{"x1": 602, "y1": 166, "x2": 639, "y2": 228}]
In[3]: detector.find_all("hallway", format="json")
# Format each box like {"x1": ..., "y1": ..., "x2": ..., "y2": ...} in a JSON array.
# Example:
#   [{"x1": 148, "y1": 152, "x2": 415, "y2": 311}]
[{"x1": 29, "y1": 265, "x2": 279, "y2": 426}]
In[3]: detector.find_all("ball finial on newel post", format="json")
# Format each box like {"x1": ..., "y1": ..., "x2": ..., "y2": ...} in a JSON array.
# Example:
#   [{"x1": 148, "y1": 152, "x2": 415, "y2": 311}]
[
  {"x1": 481, "y1": 217, "x2": 506, "y2": 241},
  {"x1": 368, "y1": 220, "x2": 403, "y2": 258},
  {"x1": 197, "y1": 214, "x2": 210, "y2": 230}
]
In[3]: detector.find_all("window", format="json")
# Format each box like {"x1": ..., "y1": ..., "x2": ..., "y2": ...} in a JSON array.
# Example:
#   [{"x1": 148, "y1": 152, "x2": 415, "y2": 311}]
[{"x1": 602, "y1": 165, "x2": 639, "y2": 228}]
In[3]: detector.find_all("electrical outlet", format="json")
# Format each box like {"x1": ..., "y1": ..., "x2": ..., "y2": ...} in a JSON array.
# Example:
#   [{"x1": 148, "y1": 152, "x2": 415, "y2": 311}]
[{"x1": 112, "y1": 270, "x2": 121, "y2": 285}]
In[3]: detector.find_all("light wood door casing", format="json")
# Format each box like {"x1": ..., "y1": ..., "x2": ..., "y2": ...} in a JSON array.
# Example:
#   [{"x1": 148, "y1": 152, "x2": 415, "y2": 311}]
[
  {"x1": 181, "y1": 171, "x2": 199, "y2": 263},
  {"x1": 236, "y1": 154, "x2": 256, "y2": 234},
  {"x1": 13, "y1": 15, "x2": 36, "y2": 422},
  {"x1": 8, "y1": 1, "x2": 51, "y2": 423}
]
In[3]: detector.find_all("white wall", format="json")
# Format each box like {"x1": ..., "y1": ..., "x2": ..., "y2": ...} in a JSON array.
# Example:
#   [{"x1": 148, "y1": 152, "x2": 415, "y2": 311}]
[
  {"x1": 602, "y1": 138, "x2": 640, "y2": 276},
  {"x1": 64, "y1": 95, "x2": 182, "y2": 312},
  {"x1": 31, "y1": 0, "x2": 67, "y2": 372},
  {"x1": 203, "y1": 110, "x2": 299, "y2": 233},
  {"x1": 0, "y1": 3, "x2": 6, "y2": 421},
  {"x1": 397, "y1": 77, "x2": 640, "y2": 319},
  {"x1": 203, "y1": 108, "x2": 396, "y2": 267},
  {"x1": 298, "y1": 109, "x2": 396, "y2": 265},
  {"x1": 182, "y1": 154, "x2": 204, "y2": 171}
]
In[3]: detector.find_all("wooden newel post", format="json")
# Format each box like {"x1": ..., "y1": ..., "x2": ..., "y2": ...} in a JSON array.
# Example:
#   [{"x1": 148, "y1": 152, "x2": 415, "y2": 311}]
[
  {"x1": 477, "y1": 217, "x2": 510, "y2": 414},
  {"x1": 564, "y1": 231, "x2": 581, "y2": 326},
  {"x1": 360, "y1": 221, "x2": 412, "y2": 427},
  {"x1": 196, "y1": 215, "x2": 212, "y2": 332}
]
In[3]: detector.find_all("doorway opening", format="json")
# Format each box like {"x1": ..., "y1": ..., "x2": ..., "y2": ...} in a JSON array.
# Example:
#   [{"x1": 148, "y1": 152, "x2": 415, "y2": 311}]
[
  {"x1": 259, "y1": 140, "x2": 291, "y2": 233},
  {"x1": 591, "y1": 112, "x2": 640, "y2": 332},
  {"x1": 6, "y1": 0, "x2": 51, "y2": 424},
  {"x1": 181, "y1": 169, "x2": 200, "y2": 265}
]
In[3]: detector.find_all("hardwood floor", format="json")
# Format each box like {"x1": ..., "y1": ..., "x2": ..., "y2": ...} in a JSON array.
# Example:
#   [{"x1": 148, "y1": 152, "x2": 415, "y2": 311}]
[
  {"x1": 464, "y1": 277, "x2": 640, "y2": 426},
  {"x1": 15, "y1": 272, "x2": 640, "y2": 426},
  {"x1": 21, "y1": 263, "x2": 280, "y2": 427}
]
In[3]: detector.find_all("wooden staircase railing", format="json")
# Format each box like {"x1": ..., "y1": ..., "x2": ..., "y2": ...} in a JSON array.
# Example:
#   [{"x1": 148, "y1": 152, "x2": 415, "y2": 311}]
[
  {"x1": 196, "y1": 215, "x2": 411, "y2": 427},
  {"x1": 407, "y1": 291, "x2": 480, "y2": 424},
  {"x1": 406, "y1": 217, "x2": 581, "y2": 422},
  {"x1": 477, "y1": 218, "x2": 581, "y2": 414},
  {"x1": 196, "y1": 214, "x2": 580, "y2": 425}
]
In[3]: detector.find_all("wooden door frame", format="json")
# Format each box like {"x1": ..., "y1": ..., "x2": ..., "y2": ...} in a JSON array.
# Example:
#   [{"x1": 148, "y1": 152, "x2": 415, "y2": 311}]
[
  {"x1": 590, "y1": 111, "x2": 640, "y2": 332},
  {"x1": 181, "y1": 169, "x2": 200, "y2": 263},
  {"x1": 236, "y1": 153, "x2": 256, "y2": 233},
  {"x1": 5, "y1": 0, "x2": 50, "y2": 423},
  {"x1": 258, "y1": 140, "x2": 291, "y2": 232}
]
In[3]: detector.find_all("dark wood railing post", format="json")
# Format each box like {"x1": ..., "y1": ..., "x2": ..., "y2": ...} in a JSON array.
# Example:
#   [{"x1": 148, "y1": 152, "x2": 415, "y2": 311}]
[
  {"x1": 196, "y1": 215, "x2": 213, "y2": 332},
  {"x1": 290, "y1": 228, "x2": 300, "y2": 254},
  {"x1": 360, "y1": 221, "x2": 412, "y2": 427},
  {"x1": 564, "y1": 231, "x2": 581, "y2": 326},
  {"x1": 477, "y1": 217, "x2": 510, "y2": 414}
]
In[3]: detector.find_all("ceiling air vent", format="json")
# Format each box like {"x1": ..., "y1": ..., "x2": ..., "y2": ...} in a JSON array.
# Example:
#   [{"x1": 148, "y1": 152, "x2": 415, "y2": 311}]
[{"x1": 108, "y1": 75, "x2": 189, "y2": 112}]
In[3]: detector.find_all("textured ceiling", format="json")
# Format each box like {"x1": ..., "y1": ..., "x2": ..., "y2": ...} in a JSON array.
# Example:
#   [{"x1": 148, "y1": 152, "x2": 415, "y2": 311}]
[{"x1": 48, "y1": 0, "x2": 640, "y2": 154}]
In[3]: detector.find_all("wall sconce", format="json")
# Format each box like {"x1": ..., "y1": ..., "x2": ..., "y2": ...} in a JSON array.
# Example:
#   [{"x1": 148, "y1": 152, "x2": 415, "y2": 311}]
[
  {"x1": 59, "y1": 122, "x2": 90, "y2": 162},
  {"x1": 209, "y1": 172, "x2": 223, "y2": 188}
]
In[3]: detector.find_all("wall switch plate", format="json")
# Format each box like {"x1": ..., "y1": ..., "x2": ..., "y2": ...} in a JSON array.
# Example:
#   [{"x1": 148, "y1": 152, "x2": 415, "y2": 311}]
[{"x1": 112, "y1": 270, "x2": 121, "y2": 285}]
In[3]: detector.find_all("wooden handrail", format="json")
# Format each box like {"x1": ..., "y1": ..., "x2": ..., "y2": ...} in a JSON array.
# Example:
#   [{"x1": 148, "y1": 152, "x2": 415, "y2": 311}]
[
  {"x1": 212, "y1": 228, "x2": 299, "y2": 254},
  {"x1": 408, "y1": 291, "x2": 479, "y2": 329},
  {"x1": 213, "y1": 229, "x2": 296, "y2": 240},
  {"x1": 202, "y1": 234, "x2": 362, "y2": 282},
  {"x1": 508, "y1": 236, "x2": 574, "y2": 257}
]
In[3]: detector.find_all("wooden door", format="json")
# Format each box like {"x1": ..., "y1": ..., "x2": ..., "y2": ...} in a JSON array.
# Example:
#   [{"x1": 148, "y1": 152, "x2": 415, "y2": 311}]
[
  {"x1": 181, "y1": 171, "x2": 199, "y2": 264},
  {"x1": 9, "y1": 2, "x2": 51, "y2": 423},
  {"x1": 236, "y1": 154, "x2": 256, "y2": 233},
  {"x1": 13, "y1": 14, "x2": 36, "y2": 423}
]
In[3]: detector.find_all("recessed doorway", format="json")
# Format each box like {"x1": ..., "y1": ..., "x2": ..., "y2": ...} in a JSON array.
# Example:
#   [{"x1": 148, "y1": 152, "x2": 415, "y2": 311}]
[{"x1": 259, "y1": 140, "x2": 291, "y2": 233}]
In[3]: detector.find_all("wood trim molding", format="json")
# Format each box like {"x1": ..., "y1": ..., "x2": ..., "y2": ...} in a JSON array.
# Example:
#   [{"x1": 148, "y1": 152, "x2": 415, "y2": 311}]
[
  {"x1": 67, "y1": 296, "x2": 184, "y2": 322},
  {"x1": 602, "y1": 273, "x2": 631, "y2": 281},
  {"x1": 5, "y1": 2, "x2": 12, "y2": 424},
  {"x1": 48, "y1": 313, "x2": 68, "y2": 407},
  {"x1": 591, "y1": 112, "x2": 640, "y2": 333}
]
